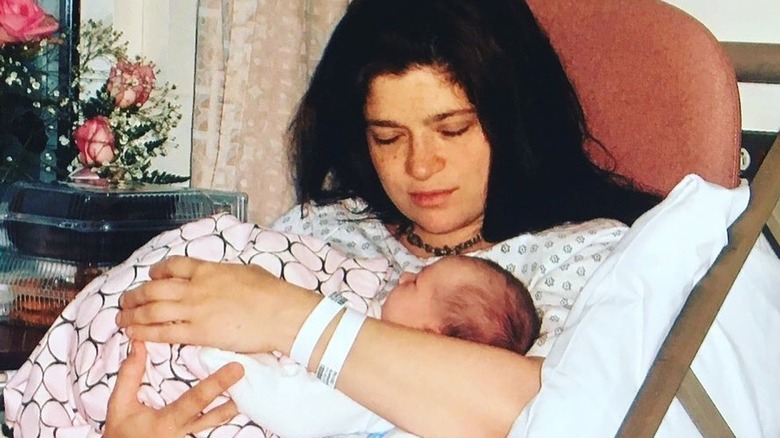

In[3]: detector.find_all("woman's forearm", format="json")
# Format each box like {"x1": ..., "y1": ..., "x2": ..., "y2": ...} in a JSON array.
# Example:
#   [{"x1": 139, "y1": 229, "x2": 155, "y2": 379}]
[
  {"x1": 120, "y1": 258, "x2": 541, "y2": 437},
  {"x1": 302, "y1": 314, "x2": 542, "y2": 438}
]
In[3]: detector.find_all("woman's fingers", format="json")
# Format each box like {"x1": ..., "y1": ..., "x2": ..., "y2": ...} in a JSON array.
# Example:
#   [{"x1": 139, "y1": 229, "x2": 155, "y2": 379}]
[
  {"x1": 108, "y1": 340, "x2": 147, "y2": 410},
  {"x1": 168, "y1": 361, "x2": 244, "y2": 427},
  {"x1": 105, "y1": 341, "x2": 243, "y2": 437},
  {"x1": 185, "y1": 399, "x2": 240, "y2": 434},
  {"x1": 149, "y1": 255, "x2": 200, "y2": 280},
  {"x1": 119, "y1": 256, "x2": 315, "y2": 353},
  {"x1": 123, "y1": 321, "x2": 199, "y2": 344},
  {"x1": 119, "y1": 278, "x2": 187, "y2": 310},
  {"x1": 117, "y1": 299, "x2": 190, "y2": 327}
]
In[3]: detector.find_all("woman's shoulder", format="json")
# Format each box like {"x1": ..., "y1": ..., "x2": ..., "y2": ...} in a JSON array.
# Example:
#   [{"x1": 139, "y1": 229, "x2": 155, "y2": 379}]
[
  {"x1": 473, "y1": 218, "x2": 628, "y2": 357},
  {"x1": 271, "y1": 199, "x2": 397, "y2": 254},
  {"x1": 270, "y1": 199, "x2": 370, "y2": 232},
  {"x1": 477, "y1": 218, "x2": 627, "y2": 262},
  {"x1": 525, "y1": 218, "x2": 627, "y2": 241},
  {"x1": 271, "y1": 199, "x2": 425, "y2": 290}
]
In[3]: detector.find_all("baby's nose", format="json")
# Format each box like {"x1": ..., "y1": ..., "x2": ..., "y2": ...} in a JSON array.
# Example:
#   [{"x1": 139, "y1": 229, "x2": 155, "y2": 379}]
[{"x1": 398, "y1": 272, "x2": 416, "y2": 285}]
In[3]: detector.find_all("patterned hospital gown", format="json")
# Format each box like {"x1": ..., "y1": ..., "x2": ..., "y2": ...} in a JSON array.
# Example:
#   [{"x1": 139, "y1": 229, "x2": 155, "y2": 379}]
[{"x1": 273, "y1": 199, "x2": 626, "y2": 357}]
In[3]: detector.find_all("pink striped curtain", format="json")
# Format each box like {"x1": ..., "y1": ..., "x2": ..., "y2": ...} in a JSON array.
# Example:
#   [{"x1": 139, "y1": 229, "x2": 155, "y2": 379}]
[{"x1": 191, "y1": 0, "x2": 349, "y2": 225}]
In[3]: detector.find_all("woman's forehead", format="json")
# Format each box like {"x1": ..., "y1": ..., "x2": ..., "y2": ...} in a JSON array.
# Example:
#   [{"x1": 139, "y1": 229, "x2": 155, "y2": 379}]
[{"x1": 364, "y1": 66, "x2": 471, "y2": 119}]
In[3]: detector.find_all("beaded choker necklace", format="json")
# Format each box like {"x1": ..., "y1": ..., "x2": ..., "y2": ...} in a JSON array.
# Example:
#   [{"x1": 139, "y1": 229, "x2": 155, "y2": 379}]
[{"x1": 405, "y1": 228, "x2": 483, "y2": 256}]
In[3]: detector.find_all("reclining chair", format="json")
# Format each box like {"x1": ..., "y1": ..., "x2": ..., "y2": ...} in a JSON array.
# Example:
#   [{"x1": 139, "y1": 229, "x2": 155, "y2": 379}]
[{"x1": 526, "y1": 0, "x2": 780, "y2": 436}]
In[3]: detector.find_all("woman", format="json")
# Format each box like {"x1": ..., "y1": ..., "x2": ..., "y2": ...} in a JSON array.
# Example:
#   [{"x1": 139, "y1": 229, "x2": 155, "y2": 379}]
[{"x1": 108, "y1": 0, "x2": 660, "y2": 436}]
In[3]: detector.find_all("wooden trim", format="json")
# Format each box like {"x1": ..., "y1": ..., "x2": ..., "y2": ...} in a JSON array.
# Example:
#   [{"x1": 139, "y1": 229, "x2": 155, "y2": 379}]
[
  {"x1": 721, "y1": 42, "x2": 780, "y2": 84},
  {"x1": 678, "y1": 370, "x2": 735, "y2": 437},
  {"x1": 766, "y1": 208, "x2": 780, "y2": 256},
  {"x1": 617, "y1": 133, "x2": 780, "y2": 436},
  {"x1": 740, "y1": 131, "x2": 779, "y2": 257}
]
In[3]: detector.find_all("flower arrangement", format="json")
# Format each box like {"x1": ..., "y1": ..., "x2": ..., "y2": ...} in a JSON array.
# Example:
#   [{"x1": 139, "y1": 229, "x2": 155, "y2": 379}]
[
  {"x1": 1, "y1": 0, "x2": 188, "y2": 186},
  {"x1": 0, "y1": 0, "x2": 62, "y2": 184},
  {"x1": 69, "y1": 19, "x2": 187, "y2": 184}
]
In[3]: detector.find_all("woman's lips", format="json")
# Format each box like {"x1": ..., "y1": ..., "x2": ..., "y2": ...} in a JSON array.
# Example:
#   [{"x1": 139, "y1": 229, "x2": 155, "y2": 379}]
[{"x1": 409, "y1": 189, "x2": 455, "y2": 207}]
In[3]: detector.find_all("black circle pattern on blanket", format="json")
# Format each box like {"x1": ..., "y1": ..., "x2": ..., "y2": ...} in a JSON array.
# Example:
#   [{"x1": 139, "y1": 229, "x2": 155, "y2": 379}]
[{"x1": 3, "y1": 213, "x2": 390, "y2": 438}]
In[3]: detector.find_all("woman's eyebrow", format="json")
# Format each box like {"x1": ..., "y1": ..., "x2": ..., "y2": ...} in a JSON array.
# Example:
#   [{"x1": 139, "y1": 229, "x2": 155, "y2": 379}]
[
  {"x1": 365, "y1": 119, "x2": 402, "y2": 128},
  {"x1": 425, "y1": 108, "x2": 476, "y2": 124},
  {"x1": 366, "y1": 108, "x2": 476, "y2": 127}
]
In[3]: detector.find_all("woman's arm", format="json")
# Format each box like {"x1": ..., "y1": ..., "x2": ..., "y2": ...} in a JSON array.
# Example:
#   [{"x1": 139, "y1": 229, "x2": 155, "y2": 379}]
[
  {"x1": 317, "y1": 316, "x2": 542, "y2": 437},
  {"x1": 117, "y1": 256, "x2": 542, "y2": 438}
]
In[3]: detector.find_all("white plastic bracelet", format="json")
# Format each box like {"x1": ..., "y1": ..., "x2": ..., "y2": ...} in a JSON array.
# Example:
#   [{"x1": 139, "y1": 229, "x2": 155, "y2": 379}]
[
  {"x1": 289, "y1": 294, "x2": 347, "y2": 367},
  {"x1": 316, "y1": 308, "x2": 367, "y2": 388}
]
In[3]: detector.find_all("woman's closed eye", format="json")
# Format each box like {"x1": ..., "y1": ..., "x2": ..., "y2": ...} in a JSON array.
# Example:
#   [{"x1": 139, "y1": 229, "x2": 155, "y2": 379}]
[
  {"x1": 440, "y1": 124, "x2": 471, "y2": 138},
  {"x1": 371, "y1": 133, "x2": 402, "y2": 145},
  {"x1": 436, "y1": 115, "x2": 476, "y2": 138},
  {"x1": 367, "y1": 126, "x2": 405, "y2": 145}
]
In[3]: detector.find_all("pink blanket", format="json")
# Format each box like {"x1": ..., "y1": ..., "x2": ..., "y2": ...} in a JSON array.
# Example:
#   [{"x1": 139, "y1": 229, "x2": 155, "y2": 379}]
[{"x1": 3, "y1": 214, "x2": 389, "y2": 437}]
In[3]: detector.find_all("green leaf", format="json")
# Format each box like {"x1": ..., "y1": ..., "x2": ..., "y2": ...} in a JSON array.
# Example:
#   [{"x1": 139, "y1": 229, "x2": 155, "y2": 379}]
[
  {"x1": 140, "y1": 170, "x2": 190, "y2": 184},
  {"x1": 143, "y1": 138, "x2": 166, "y2": 153},
  {"x1": 81, "y1": 85, "x2": 115, "y2": 119}
]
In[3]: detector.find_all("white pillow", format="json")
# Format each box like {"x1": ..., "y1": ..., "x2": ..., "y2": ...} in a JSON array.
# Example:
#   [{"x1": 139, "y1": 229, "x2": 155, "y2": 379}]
[{"x1": 510, "y1": 174, "x2": 780, "y2": 437}]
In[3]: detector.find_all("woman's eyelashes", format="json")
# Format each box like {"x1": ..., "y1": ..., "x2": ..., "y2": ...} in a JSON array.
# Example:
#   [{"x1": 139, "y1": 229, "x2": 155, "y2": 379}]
[
  {"x1": 439, "y1": 124, "x2": 470, "y2": 138},
  {"x1": 368, "y1": 124, "x2": 471, "y2": 146},
  {"x1": 370, "y1": 132, "x2": 402, "y2": 145}
]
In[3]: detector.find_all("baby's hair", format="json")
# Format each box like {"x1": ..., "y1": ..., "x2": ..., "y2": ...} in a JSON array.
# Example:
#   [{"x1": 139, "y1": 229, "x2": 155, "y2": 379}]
[{"x1": 436, "y1": 257, "x2": 540, "y2": 354}]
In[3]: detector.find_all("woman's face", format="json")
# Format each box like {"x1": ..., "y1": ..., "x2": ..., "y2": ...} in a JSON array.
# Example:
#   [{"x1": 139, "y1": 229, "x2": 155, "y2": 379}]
[{"x1": 364, "y1": 66, "x2": 491, "y2": 243}]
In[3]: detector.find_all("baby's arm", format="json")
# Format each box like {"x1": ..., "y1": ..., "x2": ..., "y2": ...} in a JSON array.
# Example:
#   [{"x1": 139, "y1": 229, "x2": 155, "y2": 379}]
[{"x1": 198, "y1": 347, "x2": 394, "y2": 438}]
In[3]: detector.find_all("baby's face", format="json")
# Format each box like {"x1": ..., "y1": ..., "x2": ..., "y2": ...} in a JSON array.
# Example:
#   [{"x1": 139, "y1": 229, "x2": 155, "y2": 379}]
[{"x1": 382, "y1": 257, "x2": 478, "y2": 330}]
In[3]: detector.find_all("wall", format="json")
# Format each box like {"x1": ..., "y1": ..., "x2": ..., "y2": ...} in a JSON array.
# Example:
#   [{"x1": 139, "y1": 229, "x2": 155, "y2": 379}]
[
  {"x1": 664, "y1": 0, "x2": 780, "y2": 133},
  {"x1": 80, "y1": 0, "x2": 198, "y2": 180},
  {"x1": 664, "y1": 0, "x2": 780, "y2": 240}
]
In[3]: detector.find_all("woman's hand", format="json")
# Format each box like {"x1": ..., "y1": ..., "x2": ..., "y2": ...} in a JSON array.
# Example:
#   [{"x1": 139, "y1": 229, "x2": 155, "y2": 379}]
[
  {"x1": 104, "y1": 341, "x2": 243, "y2": 438},
  {"x1": 116, "y1": 256, "x2": 318, "y2": 354}
]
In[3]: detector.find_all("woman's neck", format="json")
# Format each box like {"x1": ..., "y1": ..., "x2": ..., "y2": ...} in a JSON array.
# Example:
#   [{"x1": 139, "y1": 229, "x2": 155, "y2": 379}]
[{"x1": 389, "y1": 222, "x2": 492, "y2": 258}]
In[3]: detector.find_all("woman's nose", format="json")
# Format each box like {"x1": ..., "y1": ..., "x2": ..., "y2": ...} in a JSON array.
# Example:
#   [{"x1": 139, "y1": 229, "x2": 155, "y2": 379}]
[{"x1": 406, "y1": 135, "x2": 444, "y2": 180}]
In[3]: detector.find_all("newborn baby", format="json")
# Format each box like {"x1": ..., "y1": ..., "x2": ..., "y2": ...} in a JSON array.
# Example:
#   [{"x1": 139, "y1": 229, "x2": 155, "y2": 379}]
[{"x1": 200, "y1": 252, "x2": 539, "y2": 437}]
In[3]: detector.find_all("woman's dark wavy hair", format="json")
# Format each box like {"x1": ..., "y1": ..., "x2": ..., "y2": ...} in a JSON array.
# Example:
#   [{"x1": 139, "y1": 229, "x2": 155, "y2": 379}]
[{"x1": 289, "y1": 0, "x2": 661, "y2": 242}]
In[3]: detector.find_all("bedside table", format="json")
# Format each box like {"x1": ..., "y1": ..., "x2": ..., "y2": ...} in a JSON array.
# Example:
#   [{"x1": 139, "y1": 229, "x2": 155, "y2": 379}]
[{"x1": 0, "y1": 323, "x2": 47, "y2": 370}]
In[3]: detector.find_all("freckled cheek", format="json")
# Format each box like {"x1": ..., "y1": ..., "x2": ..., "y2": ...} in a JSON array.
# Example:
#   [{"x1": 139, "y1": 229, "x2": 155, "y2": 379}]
[
  {"x1": 370, "y1": 149, "x2": 408, "y2": 190},
  {"x1": 473, "y1": 145, "x2": 491, "y2": 194}
]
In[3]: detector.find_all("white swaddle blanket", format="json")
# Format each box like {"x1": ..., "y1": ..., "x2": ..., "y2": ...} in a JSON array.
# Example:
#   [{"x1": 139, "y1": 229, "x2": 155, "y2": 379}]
[{"x1": 199, "y1": 348, "x2": 399, "y2": 438}]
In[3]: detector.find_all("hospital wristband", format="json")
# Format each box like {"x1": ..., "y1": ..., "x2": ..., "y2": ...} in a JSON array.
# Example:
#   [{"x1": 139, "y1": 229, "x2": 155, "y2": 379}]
[
  {"x1": 316, "y1": 308, "x2": 367, "y2": 388},
  {"x1": 289, "y1": 294, "x2": 347, "y2": 367}
]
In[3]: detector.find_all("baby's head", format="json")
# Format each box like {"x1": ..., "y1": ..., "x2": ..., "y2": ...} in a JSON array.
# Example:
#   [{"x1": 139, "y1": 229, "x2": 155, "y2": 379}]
[{"x1": 382, "y1": 255, "x2": 540, "y2": 354}]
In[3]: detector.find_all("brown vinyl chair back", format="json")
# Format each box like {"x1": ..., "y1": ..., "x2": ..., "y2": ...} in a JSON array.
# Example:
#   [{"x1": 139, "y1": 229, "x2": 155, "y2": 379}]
[{"x1": 527, "y1": 0, "x2": 742, "y2": 196}]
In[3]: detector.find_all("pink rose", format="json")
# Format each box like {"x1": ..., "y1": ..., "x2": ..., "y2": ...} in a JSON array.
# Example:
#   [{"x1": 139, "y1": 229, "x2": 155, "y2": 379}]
[
  {"x1": 74, "y1": 116, "x2": 116, "y2": 167},
  {"x1": 107, "y1": 60, "x2": 157, "y2": 109},
  {"x1": 0, "y1": 0, "x2": 59, "y2": 45}
]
